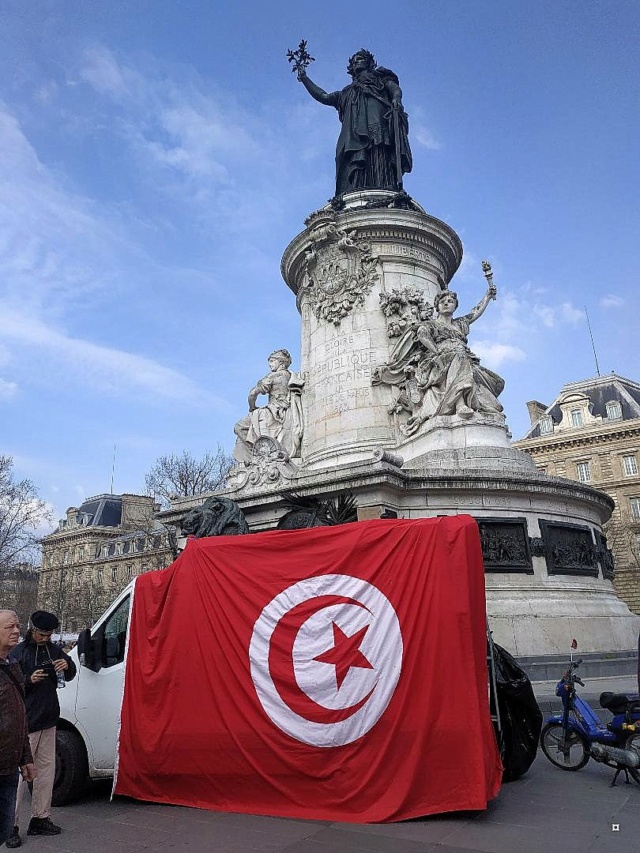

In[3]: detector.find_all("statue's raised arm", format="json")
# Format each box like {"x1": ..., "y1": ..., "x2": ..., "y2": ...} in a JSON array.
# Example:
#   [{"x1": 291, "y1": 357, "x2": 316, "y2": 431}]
[
  {"x1": 289, "y1": 45, "x2": 412, "y2": 198},
  {"x1": 461, "y1": 261, "x2": 498, "y2": 324}
]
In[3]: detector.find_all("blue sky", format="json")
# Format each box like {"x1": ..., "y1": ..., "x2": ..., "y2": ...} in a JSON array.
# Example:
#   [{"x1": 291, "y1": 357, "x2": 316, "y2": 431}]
[{"x1": 1, "y1": 0, "x2": 638, "y2": 529}]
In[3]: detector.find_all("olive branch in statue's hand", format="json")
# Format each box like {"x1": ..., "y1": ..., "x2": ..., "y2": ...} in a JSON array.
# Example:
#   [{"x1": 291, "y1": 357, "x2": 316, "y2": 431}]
[{"x1": 287, "y1": 39, "x2": 315, "y2": 79}]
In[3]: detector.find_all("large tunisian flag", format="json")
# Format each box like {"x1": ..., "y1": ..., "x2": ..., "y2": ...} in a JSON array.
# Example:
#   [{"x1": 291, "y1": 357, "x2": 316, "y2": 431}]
[{"x1": 114, "y1": 516, "x2": 502, "y2": 822}]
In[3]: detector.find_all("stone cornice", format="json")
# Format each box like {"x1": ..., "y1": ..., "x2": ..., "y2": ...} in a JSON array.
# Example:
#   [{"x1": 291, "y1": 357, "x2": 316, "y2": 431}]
[
  {"x1": 281, "y1": 206, "x2": 463, "y2": 294},
  {"x1": 159, "y1": 461, "x2": 614, "y2": 524},
  {"x1": 514, "y1": 423, "x2": 640, "y2": 454},
  {"x1": 41, "y1": 528, "x2": 123, "y2": 546}
]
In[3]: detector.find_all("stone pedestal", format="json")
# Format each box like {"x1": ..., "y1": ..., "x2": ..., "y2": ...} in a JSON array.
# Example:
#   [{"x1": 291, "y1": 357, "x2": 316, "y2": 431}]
[{"x1": 281, "y1": 191, "x2": 464, "y2": 468}]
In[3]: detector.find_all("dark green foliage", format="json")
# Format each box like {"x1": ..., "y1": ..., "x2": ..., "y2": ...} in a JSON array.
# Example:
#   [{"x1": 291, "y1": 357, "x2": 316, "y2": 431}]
[{"x1": 278, "y1": 491, "x2": 358, "y2": 530}]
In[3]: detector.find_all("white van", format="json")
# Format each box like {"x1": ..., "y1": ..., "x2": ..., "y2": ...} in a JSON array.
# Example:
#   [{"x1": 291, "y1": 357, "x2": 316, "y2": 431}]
[{"x1": 54, "y1": 583, "x2": 132, "y2": 804}]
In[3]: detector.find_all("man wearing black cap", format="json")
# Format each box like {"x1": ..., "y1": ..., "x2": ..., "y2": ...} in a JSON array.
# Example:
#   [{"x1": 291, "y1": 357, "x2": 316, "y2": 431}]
[{"x1": 6, "y1": 611, "x2": 76, "y2": 847}]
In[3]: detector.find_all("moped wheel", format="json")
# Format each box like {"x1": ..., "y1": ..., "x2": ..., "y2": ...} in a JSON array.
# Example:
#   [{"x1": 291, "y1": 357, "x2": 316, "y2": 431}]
[
  {"x1": 540, "y1": 722, "x2": 589, "y2": 771},
  {"x1": 623, "y1": 732, "x2": 640, "y2": 784}
]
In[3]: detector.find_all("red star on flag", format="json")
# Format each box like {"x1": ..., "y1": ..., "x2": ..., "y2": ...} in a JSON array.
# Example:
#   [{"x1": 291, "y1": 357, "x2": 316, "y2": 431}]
[{"x1": 313, "y1": 622, "x2": 374, "y2": 689}]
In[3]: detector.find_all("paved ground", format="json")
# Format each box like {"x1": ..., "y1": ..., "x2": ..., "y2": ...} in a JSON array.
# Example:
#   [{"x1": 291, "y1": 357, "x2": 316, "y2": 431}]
[{"x1": 11, "y1": 676, "x2": 640, "y2": 853}]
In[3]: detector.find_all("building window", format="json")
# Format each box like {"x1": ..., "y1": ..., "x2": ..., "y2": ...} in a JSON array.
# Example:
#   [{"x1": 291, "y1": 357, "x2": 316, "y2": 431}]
[
  {"x1": 634, "y1": 533, "x2": 640, "y2": 556},
  {"x1": 606, "y1": 401, "x2": 622, "y2": 420},
  {"x1": 570, "y1": 409, "x2": 584, "y2": 428},
  {"x1": 623, "y1": 455, "x2": 638, "y2": 476},
  {"x1": 576, "y1": 461, "x2": 591, "y2": 483},
  {"x1": 539, "y1": 416, "x2": 553, "y2": 435},
  {"x1": 630, "y1": 497, "x2": 640, "y2": 520},
  {"x1": 111, "y1": 566, "x2": 118, "y2": 582}
]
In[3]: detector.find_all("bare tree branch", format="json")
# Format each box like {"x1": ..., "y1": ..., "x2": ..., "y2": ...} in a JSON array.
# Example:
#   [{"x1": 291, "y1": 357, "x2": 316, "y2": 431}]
[
  {"x1": 144, "y1": 447, "x2": 234, "y2": 508},
  {"x1": 0, "y1": 455, "x2": 51, "y2": 571}
]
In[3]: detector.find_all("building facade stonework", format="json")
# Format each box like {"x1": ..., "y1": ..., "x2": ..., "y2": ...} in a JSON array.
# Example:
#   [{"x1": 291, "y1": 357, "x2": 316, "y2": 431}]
[
  {"x1": 513, "y1": 373, "x2": 640, "y2": 613},
  {"x1": 39, "y1": 493, "x2": 174, "y2": 631}
]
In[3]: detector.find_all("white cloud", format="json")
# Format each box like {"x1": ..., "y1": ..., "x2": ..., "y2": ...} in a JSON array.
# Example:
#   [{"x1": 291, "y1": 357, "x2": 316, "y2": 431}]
[
  {"x1": 456, "y1": 249, "x2": 481, "y2": 282},
  {"x1": 532, "y1": 301, "x2": 583, "y2": 328},
  {"x1": 0, "y1": 309, "x2": 220, "y2": 406},
  {"x1": 0, "y1": 378, "x2": 18, "y2": 399},
  {"x1": 492, "y1": 291, "x2": 527, "y2": 338},
  {"x1": 77, "y1": 47, "x2": 265, "y2": 191},
  {"x1": 0, "y1": 107, "x2": 41, "y2": 174},
  {"x1": 560, "y1": 302, "x2": 585, "y2": 324},
  {"x1": 599, "y1": 294, "x2": 624, "y2": 309},
  {"x1": 533, "y1": 305, "x2": 556, "y2": 327},
  {"x1": 0, "y1": 102, "x2": 139, "y2": 316},
  {"x1": 414, "y1": 126, "x2": 442, "y2": 150},
  {"x1": 78, "y1": 46, "x2": 131, "y2": 98},
  {"x1": 473, "y1": 341, "x2": 526, "y2": 369}
]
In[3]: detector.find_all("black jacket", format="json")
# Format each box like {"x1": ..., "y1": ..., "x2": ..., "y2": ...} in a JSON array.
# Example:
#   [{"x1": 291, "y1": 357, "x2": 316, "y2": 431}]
[{"x1": 10, "y1": 634, "x2": 76, "y2": 732}]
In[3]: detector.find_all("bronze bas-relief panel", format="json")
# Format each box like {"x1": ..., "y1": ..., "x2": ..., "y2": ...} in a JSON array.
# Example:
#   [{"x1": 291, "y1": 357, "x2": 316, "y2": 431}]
[
  {"x1": 539, "y1": 520, "x2": 599, "y2": 577},
  {"x1": 476, "y1": 518, "x2": 533, "y2": 573}
]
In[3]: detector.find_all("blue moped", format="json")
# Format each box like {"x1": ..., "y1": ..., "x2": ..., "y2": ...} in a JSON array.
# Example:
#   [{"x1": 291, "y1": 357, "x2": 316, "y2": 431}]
[{"x1": 540, "y1": 658, "x2": 640, "y2": 786}]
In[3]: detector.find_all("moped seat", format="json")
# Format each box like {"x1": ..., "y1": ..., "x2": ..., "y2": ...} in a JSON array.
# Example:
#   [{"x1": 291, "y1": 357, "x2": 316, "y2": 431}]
[{"x1": 599, "y1": 692, "x2": 640, "y2": 714}]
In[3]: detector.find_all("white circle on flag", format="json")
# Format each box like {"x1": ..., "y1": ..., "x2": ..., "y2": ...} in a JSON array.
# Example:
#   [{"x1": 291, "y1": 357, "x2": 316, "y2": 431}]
[{"x1": 249, "y1": 574, "x2": 403, "y2": 747}]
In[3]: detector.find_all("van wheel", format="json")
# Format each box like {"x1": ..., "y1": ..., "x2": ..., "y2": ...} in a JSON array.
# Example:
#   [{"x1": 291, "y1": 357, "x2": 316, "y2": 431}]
[{"x1": 52, "y1": 729, "x2": 89, "y2": 806}]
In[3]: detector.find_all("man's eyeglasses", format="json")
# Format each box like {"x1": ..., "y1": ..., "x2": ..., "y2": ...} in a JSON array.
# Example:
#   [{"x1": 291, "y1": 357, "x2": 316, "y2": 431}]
[{"x1": 32, "y1": 628, "x2": 53, "y2": 639}]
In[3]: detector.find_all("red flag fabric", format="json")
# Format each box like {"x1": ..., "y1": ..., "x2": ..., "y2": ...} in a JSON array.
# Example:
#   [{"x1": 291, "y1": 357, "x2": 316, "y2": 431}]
[{"x1": 114, "y1": 516, "x2": 502, "y2": 822}]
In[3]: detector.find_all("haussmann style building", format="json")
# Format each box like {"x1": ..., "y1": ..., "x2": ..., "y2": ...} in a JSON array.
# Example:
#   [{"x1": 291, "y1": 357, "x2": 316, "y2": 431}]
[
  {"x1": 512, "y1": 372, "x2": 640, "y2": 614},
  {"x1": 38, "y1": 493, "x2": 174, "y2": 631}
]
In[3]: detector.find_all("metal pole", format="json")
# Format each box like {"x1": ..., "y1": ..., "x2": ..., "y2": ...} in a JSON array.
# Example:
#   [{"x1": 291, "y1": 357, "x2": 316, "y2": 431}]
[{"x1": 584, "y1": 307, "x2": 601, "y2": 377}]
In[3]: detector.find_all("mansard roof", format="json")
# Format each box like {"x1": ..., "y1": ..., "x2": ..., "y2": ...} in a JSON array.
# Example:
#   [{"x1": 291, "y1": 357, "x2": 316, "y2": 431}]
[
  {"x1": 49, "y1": 494, "x2": 124, "y2": 534},
  {"x1": 74, "y1": 494, "x2": 123, "y2": 528},
  {"x1": 518, "y1": 372, "x2": 640, "y2": 440}
]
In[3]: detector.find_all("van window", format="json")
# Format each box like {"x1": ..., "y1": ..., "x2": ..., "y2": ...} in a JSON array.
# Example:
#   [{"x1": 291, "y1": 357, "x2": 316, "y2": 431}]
[{"x1": 103, "y1": 595, "x2": 131, "y2": 667}]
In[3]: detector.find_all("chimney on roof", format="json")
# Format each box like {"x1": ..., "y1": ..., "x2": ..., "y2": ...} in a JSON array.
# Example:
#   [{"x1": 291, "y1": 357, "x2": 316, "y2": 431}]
[{"x1": 526, "y1": 401, "x2": 548, "y2": 426}]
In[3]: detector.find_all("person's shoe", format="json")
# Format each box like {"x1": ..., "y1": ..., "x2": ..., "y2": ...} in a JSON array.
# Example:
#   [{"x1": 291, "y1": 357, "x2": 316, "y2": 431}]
[
  {"x1": 5, "y1": 826, "x2": 22, "y2": 848},
  {"x1": 26, "y1": 817, "x2": 62, "y2": 836}
]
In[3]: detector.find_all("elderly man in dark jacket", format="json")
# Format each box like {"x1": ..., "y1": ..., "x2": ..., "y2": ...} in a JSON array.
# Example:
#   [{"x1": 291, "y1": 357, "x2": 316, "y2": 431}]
[
  {"x1": 6, "y1": 611, "x2": 75, "y2": 848},
  {"x1": 0, "y1": 610, "x2": 35, "y2": 847}
]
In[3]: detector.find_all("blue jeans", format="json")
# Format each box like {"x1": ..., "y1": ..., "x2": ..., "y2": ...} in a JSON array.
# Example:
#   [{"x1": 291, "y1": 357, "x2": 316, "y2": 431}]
[{"x1": 0, "y1": 772, "x2": 19, "y2": 844}]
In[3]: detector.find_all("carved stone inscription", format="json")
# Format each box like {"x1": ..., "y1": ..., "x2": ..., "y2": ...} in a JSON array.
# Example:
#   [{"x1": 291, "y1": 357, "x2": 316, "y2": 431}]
[
  {"x1": 476, "y1": 518, "x2": 533, "y2": 574},
  {"x1": 539, "y1": 521, "x2": 599, "y2": 577},
  {"x1": 312, "y1": 331, "x2": 376, "y2": 414},
  {"x1": 372, "y1": 243, "x2": 435, "y2": 265}
]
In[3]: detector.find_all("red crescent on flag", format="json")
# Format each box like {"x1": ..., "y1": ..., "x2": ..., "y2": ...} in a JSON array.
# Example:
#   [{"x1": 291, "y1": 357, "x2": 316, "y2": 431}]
[{"x1": 268, "y1": 594, "x2": 376, "y2": 724}]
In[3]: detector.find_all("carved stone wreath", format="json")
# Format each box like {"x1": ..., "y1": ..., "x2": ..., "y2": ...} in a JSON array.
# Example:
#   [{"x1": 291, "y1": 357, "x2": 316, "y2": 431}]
[
  {"x1": 226, "y1": 436, "x2": 298, "y2": 493},
  {"x1": 301, "y1": 224, "x2": 379, "y2": 325}
]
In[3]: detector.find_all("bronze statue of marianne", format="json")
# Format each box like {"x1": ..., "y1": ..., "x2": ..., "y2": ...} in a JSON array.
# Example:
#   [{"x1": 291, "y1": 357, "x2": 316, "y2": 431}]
[{"x1": 295, "y1": 48, "x2": 412, "y2": 197}]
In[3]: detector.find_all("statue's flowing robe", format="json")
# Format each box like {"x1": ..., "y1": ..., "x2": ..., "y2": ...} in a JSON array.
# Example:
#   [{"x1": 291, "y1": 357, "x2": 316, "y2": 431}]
[
  {"x1": 325, "y1": 68, "x2": 412, "y2": 195},
  {"x1": 374, "y1": 317, "x2": 505, "y2": 434},
  {"x1": 403, "y1": 318, "x2": 504, "y2": 433}
]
